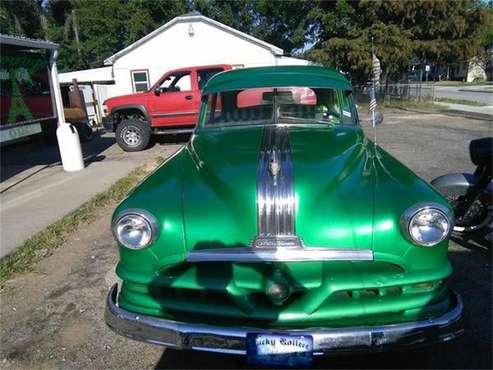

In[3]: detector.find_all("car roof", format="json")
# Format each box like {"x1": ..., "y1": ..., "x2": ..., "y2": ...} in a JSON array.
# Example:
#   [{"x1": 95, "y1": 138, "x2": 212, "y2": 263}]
[{"x1": 202, "y1": 65, "x2": 352, "y2": 94}]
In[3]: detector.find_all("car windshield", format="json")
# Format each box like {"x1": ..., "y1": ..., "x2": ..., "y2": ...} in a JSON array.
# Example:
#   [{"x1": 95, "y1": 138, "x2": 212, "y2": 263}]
[{"x1": 202, "y1": 87, "x2": 358, "y2": 127}]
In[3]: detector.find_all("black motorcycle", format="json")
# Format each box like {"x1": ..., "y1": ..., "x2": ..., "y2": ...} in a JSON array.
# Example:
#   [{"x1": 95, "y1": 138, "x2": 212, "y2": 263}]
[{"x1": 431, "y1": 137, "x2": 492, "y2": 236}]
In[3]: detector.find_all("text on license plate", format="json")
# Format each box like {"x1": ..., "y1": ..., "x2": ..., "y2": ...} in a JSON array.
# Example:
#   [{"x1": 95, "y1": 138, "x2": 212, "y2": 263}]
[{"x1": 246, "y1": 333, "x2": 313, "y2": 366}]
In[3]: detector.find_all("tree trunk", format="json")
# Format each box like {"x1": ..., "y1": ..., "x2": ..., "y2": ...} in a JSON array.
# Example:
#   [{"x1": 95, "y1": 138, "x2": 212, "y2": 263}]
[
  {"x1": 72, "y1": 9, "x2": 82, "y2": 58},
  {"x1": 382, "y1": 69, "x2": 391, "y2": 104},
  {"x1": 37, "y1": 1, "x2": 48, "y2": 34},
  {"x1": 63, "y1": 14, "x2": 72, "y2": 42},
  {"x1": 13, "y1": 14, "x2": 23, "y2": 35}
]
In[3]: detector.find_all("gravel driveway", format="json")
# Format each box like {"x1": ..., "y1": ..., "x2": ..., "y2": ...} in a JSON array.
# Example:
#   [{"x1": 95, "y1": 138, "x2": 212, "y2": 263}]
[{"x1": 1, "y1": 110, "x2": 491, "y2": 369}]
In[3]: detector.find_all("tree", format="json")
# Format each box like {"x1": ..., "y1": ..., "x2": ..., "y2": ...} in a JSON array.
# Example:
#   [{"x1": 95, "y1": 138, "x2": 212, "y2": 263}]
[
  {"x1": 194, "y1": 0, "x2": 257, "y2": 35},
  {"x1": 45, "y1": 0, "x2": 190, "y2": 71},
  {"x1": 1, "y1": 0, "x2": 490, "y2": 81},
  {"x1": 305, "y1": 0, "x2": 491, "y2": 83},
  {"x1": 475, "y1": 2, "x2": 493, "y2": 80},
  {"x1": 194, "y1": 0, "x2": 312, "y2": 55},
  {"x1": 0, "y1": 0, "x2": 46, "y2": 39},
  {"x1": 250, "y1": 0, "x2": 314, "y2": 54}
]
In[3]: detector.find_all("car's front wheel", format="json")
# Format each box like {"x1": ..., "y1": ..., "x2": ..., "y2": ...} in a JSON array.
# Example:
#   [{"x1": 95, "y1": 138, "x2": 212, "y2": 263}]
[{"x1": 116, "y1": 119, "x2": 151, "y2": 152}]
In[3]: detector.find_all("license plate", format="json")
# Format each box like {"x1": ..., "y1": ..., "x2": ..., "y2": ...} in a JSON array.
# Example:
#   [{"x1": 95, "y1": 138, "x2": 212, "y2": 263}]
[{"x1": 246, "y1": 333, "x2": 313, "y2": 367}]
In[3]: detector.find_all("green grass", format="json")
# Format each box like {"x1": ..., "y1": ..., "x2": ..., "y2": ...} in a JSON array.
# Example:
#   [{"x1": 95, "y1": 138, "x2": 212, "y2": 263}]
[
  {"x1": 0, "y1": 161, "x2": 158, "y2": 284},
  {"x1": 384, "y1": 99, "x2": 441, "y2": 112},
  {"x1": 384, "y1": 97, "x2": 488, "y2": 112},
  {"x1": 434, "y1": 97, "x2": 488, "y2": 106}
]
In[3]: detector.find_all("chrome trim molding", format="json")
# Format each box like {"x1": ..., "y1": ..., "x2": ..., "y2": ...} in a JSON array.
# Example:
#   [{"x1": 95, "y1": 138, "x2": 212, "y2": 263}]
[
  {"x1": 400, "y1": 202, "x2": 454, "y2": 247},
  {"x1": 256, "y1": 126, "x2": 301, "y2": 248},
  {"x1": 105, "y1": 284, "x2": 464, "y2": 355},
  {"x1": 252, "y1": 235, "x2": 302, "y2": 249},
  {"x1": 186, "y1": 247, "x2": 374, "y2": 263},
  {"x1": 152, "y1": 128, "x2": 194, "y2": 135}
]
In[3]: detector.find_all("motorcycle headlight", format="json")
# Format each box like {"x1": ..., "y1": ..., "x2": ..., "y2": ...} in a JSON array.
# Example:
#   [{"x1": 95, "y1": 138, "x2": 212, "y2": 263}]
[
  {"x1": 112, "y1": 210, "x2": 159, "y2": 250},
  {"x1": 401, "y1": 203, "x2": 453, "y2": 247}
]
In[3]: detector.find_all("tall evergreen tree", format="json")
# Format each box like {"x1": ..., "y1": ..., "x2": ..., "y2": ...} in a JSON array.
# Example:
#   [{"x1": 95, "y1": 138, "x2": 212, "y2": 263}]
[{"x1": 305, "y1": 0, "x2": 491, "y2": 83}]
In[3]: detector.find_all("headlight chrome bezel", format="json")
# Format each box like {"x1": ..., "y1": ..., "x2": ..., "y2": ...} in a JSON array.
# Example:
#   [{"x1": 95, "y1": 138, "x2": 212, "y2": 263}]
[
  {"x1": 112, "y1": 209, "x2": 160, "y2": 250},
  {"x1": 400, "y1": 203, "x2": 454, "y2": 247}
]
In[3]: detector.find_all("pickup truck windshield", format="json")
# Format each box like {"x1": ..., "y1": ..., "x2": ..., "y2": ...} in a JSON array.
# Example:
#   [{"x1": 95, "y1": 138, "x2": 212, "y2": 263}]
[{"x1": 202, "y1": 87, "x2": 357, "y2": 127}]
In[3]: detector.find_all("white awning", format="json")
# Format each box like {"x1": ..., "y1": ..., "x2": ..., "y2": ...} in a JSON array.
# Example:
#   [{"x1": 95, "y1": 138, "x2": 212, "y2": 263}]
[{"x1": 58, "y1": 66, "x2": 113, "y2": 84}]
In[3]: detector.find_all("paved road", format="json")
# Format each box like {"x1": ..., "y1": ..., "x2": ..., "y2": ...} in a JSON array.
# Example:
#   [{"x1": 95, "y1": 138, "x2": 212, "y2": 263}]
[
  {"x1": 434, "y1": 85, "x2": 493, "y2": 105},
  {"x1": 0, "y1": 133, "x2": 182, "y2": 258},
  {"x1": 0, "y1": 112, "x2": 491, "y2": 369}
]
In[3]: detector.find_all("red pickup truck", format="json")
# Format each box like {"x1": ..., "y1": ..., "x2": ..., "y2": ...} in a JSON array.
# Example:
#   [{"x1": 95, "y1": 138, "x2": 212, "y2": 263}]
[{"x1": 102, "y1": 64, "x2": 231, "y2": 151}]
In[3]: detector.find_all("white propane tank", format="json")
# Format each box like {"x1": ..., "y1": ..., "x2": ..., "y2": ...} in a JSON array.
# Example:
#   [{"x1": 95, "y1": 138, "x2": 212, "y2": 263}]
[{"x1": 56, "y1": 123, "x2": 84, "y2": 172}]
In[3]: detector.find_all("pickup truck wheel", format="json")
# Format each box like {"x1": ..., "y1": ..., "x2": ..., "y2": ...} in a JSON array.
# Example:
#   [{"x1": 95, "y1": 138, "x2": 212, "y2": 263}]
[{"x1": 116, "y1": 119, "x2": 150, "y2": 152}]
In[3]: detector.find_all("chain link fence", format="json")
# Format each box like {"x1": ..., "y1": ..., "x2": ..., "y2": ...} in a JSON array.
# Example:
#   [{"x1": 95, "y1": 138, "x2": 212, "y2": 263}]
[{"x1": 353, "y1": 82, "x2": 435, "y2": 105}]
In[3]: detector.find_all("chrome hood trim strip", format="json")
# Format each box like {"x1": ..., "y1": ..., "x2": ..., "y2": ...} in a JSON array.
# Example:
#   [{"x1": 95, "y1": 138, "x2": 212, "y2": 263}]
[
  {"x1": 187, "y1": 247, "x2": 373, "y2": 263},
  {"x1": 254, "y1": 125, "x2": 300, "y2": 248}
]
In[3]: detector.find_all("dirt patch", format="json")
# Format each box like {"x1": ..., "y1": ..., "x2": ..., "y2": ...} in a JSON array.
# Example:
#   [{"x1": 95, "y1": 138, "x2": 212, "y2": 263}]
[
  {"x1": 58, "y1": 319, "x2": 92, "y2": 349},
  {"x1": 0, "y1": 204, "x2": 162, "y2": 369}
]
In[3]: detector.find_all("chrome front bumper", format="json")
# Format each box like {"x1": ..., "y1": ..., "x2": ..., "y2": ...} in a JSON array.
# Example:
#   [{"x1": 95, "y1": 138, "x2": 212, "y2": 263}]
[{"x1": 105, "y1": 284, "x2": 463, "y2": 355}]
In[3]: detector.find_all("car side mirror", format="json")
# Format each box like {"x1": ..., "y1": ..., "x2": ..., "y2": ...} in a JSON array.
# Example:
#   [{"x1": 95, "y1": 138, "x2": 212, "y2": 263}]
[
  {"x1": 371, "y1": 111, "x2": 384, "y2": 126},
  {"x1": 154, "y1": 88, "x2": 161, "y2": 96}
]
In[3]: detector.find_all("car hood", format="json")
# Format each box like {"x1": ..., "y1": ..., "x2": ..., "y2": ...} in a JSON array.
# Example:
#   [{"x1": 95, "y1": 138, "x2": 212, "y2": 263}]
[
  {"x1": 182, "y1": 125, "x2": 374, "y2": 251},
  {"x1": 105, "y1": 92, "x2": 148, "y2": 108}
]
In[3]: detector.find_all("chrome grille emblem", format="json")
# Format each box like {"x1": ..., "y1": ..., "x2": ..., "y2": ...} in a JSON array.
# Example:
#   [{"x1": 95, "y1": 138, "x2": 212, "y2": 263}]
[
  {"x1": 269, "y1": 149, "x2": 281, "y2": 179},
  {"x1": 253, "y1": 126, "x2": 301, "y2": 248}
]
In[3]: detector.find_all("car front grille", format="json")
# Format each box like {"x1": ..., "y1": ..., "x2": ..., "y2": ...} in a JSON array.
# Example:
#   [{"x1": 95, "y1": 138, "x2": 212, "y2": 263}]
[{"x1": 119, "y1": 261, "x2": 450, "y2": 328}]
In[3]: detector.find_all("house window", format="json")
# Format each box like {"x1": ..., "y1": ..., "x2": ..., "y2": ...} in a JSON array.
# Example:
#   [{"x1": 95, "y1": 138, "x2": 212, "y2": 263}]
[{"x1": 131, "y1": 70, "x2": 149, "y2": 93}]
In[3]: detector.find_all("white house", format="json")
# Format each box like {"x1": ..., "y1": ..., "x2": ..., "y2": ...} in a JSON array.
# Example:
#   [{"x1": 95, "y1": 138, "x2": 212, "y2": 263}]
[{"x1": 59, "y1": 12, "x2": 310, "y2": 120}]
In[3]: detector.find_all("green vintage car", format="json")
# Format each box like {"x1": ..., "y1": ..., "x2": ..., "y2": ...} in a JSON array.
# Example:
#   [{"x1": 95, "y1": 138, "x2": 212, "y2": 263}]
[{"x1": 105, "y1": 66, "x2": 463, "y2": 364}]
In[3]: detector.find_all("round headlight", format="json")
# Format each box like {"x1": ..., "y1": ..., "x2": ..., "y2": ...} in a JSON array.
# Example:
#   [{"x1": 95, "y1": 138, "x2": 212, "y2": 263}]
[
  {"x1": 113, "y1": 210, "x2": 159, "y2": 249},
  {"x1": 401, "y1": 204, "x2": 452, "y2": 247}
]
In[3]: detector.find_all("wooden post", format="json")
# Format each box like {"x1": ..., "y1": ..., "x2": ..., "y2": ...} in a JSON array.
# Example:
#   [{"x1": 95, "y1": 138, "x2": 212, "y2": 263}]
[{"x1": 90, "y1": 82, "x2": 101, "y2": 126}]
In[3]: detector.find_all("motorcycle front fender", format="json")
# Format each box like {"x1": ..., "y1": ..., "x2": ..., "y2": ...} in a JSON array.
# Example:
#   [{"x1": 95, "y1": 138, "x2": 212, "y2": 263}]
[
  {"x1": 431, "y1": 172, "x2": 492, "y2": 196},
  {"x1": 431, "y1": 173, "x2": 477, "y2": 193}
]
